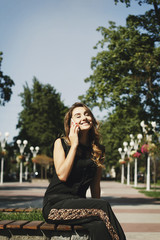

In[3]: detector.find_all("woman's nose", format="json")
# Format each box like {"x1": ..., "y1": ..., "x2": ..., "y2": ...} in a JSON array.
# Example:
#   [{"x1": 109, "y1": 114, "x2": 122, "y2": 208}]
[{"x1": 81, "y1": 115, "x2": 87, "y2": 121}]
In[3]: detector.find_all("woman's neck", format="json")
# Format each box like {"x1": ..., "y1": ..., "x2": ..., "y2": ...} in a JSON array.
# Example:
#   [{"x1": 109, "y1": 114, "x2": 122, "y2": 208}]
[{"x1": 79, "y1": 131, "x2": 89, "y2": 146}]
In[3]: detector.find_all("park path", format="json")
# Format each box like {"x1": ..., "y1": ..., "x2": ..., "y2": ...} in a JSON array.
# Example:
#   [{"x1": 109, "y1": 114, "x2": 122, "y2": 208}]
[
  {"x1": 0, "y1": 179, "x2": 160, "y2": 240},
  {"x1": 99, "y1": 181, "x2": 160, "y2": 240}
]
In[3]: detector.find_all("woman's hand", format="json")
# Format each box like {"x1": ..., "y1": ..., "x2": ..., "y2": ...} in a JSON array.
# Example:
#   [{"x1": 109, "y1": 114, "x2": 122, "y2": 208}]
[{"x1": 69, "y1": 119, "x2": 79, "y2": 147}]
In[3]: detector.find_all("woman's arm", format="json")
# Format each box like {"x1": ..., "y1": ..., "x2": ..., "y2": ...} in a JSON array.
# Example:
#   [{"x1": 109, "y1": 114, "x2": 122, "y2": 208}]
[
  {"x1": 53, "y1": 121, "x2": 79, "y2": 182},
  {"x1": 90, "y1": 167, "x2": 102, "y2": 198},
  {"x1": 53, "y1": 138, "x2": 77, "y2": 181}
]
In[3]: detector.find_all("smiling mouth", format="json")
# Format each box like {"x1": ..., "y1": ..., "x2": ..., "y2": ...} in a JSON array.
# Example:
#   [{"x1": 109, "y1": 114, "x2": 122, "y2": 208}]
[{"x1": 80, "y1": 122, "x2": 90, "y2": 125}]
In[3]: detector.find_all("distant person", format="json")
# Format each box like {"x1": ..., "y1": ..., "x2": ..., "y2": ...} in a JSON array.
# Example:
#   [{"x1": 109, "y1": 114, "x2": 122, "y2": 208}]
[{"x1": 43, "y1": 102, "x2": 126, "y2": 240}]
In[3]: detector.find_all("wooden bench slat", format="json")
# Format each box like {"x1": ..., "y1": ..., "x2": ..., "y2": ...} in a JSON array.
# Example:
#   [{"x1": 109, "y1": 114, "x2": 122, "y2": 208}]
[
  {"x1": 0, "y1": 208, "x2": 43, "y2": 213},
  {"x1": 14, "y1": 208, "x2": 26, "y2": 212},
  {"x1": 24, "y1": 208, "x2": 42, "y2": 212},
  {"x1": 40, "y1": 222, "x2": 55, "y2": 230},
  {"x1": 23, "y1": 221, "x2": 44, "y2": 230},
  {"x1": 0, "y1": 208, "x2": 86, "y2": 233},
  {"x1": 74, "y1": 225, "x2": 84, "y2": 230},
  {"x1": 4, "y1": 208, "x2": 15, "y2": 212},
  {"x1": 0, "y1": 220, "x2": 86, "y2": 233},
  {"x1": 0, "y1": 220, "x2": 14, "y2": 229},
  {"x1": 24, "y1": 208, "x2": 36, "y2": 212},
  {"x1": 6, "y1": 220, "x2": 29, "y2": 229},
  {"x1": 56, "y1": 224, "x2": 72, "y2": 231}
]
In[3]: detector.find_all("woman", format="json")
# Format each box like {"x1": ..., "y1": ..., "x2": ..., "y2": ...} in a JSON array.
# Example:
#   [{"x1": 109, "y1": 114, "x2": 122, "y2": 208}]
[{"x1": 43, "y1": 102, "x2": 126, "y2": 240}]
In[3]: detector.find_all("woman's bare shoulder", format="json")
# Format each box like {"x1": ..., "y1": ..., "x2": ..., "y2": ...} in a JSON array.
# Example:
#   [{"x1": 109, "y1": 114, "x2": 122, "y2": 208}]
[
  {"x1": 54, "y1": 138, "x2": 62, "y2": 146},
  {"x1": 53, "y1": 138, "x2": 64, "y2": 154}
]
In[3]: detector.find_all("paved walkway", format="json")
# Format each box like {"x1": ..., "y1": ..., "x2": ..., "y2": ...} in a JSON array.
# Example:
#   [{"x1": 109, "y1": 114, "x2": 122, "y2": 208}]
[
  {"x1": 0, "y1": 180, "x2": 160, "y2": 240},
  {"x1": 100, "y1": 181, "x2": 160, "y2": 240}
]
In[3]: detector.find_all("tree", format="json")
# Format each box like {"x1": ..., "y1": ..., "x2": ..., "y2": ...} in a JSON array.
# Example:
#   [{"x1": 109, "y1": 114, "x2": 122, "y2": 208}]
[
  {"x1": 79, "y1": 21, "x2": 160, "y2": 122},
  {"x1": 100, "y1": 101, "x2": 144, "y2": 169},
  {"x1": 115, "y1": 0, "x2": 160, "y2": 10},
  {"x1": 0, "y1": 52, "x2": 15, "y2": 105},
  {"x1": 79, "y1": 1, "x2": 160, "y2": 169},
  {"x1": 115, "y1": 0, "x2": 160, "y2": 41},
  {"x1": 16, "y1": 77, "x2": 68, "y2": 156},
  {"x1": 79, "y1": 1, "x2": 160, "y2": 122}
]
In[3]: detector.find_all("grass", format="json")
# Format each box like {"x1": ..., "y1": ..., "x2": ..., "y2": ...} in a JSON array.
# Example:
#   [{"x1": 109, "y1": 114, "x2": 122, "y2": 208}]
[
  {"x1": 133, "y1": 184, "x2": 160, "y2": 200},
  {"x1": 0, "y1": 209, "x2": 44, "y2": 221},
  {"x1": 139, "y1": 190, "x2": 160, "y2": 200}
]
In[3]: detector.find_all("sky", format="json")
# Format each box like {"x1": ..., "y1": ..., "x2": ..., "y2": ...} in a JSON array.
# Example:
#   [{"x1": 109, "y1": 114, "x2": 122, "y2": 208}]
[{"x1": 0, "y1": 0, "x2": 150, "y2": 143}]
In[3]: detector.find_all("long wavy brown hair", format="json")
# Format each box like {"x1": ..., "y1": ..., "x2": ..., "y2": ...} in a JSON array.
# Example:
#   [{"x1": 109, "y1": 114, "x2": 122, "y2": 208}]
[{"x1": 63, "y1": 102, "x2": 105, "y2": 167}]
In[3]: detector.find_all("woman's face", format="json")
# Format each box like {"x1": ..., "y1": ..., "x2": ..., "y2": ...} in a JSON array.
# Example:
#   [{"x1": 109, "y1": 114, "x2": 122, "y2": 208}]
[{"x1": 71, "y1": 107, "x2": 93, "y2": 131}]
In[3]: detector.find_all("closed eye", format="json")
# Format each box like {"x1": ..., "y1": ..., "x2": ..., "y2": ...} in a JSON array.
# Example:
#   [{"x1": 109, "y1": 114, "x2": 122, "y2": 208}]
[{"x1": 74, "y1": 113, "x2": 81, "y2": 118}]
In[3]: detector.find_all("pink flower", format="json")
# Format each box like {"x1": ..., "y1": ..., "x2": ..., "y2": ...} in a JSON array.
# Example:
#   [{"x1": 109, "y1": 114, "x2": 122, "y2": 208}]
[
  {"x1": 133, "y1": 152, "x2": 141, "y2": 158},
  {"x1": 141, "y1": 144, "x2": 149, "y2": 153}
]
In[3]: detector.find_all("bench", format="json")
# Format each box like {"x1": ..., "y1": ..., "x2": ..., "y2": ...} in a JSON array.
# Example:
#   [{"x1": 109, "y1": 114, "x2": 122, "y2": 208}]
[{"x1": 0, "y1": 208, "x2": 89, "y2": 240}]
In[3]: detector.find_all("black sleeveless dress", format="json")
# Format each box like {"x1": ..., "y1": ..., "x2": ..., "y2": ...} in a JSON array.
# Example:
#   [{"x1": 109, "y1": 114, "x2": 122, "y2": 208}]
[{"x1": 43, "y1": 139, "x2": 126, "y2": 240}]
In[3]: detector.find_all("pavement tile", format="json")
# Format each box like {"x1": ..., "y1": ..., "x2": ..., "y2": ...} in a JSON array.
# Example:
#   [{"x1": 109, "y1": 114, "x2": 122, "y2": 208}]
[{"x1": 122, "y1": 223, "x2": 160, "y2": 232}]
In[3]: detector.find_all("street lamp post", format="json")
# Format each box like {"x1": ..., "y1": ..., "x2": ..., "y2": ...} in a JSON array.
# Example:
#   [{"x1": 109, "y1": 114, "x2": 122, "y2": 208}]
[
  {"x1": 0, "y1": 132, "x2": 9, "y2": 184},
  {"x1": 16, "y1": 140, "x2": 28, "y2": 183},
  {"x1": 118, "y1": 147, "x2": 126, "y2": 184},
  {"x1": 25, "y1": 153, "x2": 30, "y2": 181},
  {"x1": 140, "y1": 121, "x2": 156, "y2": 191},
  {"x1": 123, "y1": 141, "x2": 132, "y2": 186},
  {"x1": 30, "y1": 146, "x2": 39, "y2": 173},
  {"x1": 130, "y1": 134, "x2": 143, "y2": 187}
]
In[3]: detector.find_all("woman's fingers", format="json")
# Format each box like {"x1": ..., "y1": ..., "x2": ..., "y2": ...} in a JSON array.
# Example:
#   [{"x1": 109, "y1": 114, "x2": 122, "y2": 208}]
[
  {"x1": 71, "y1": 121, "x2": 79, "y2": 133},
  {"x1": 69, "y1": 121, "x2": 79, "y2": 146}
]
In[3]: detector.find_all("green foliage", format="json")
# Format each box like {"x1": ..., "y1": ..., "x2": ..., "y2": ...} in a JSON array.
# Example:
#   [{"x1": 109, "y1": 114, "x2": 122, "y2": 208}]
[
  {"x1": 139, "y1": 190, "x2": 160, "y2": 200},
  {"x1": 16, "y1": 77, "x2": 68, "y2": 156},
  {"x1": 79, "y1": 21, "x2": 160, "y2": 121},
  {"x1": 0, "y1": 210, "x2": 44, "y2": 221},
  {"x1": 114, "y1": 0, "x2": 158, "y2": 8},
  {"x1": 100, "y1": 101, "x2": 144, "y2": 166},
  {"x1": 79, "y1": 1, "x2": 160, "y2": 119},
  {"x1": 79, "y1": 0, "x2": 160, "y2": 169},
  {"x1": 0, "y1": 52, "x2": 15, "y2": 106}
]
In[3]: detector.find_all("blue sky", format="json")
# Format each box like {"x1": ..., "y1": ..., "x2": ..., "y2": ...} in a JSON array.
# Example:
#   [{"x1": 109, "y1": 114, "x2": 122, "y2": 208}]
[{"x1": 0, "y1": 0, "x2": 150, "y2": 142}]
